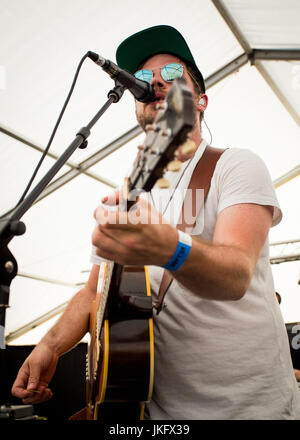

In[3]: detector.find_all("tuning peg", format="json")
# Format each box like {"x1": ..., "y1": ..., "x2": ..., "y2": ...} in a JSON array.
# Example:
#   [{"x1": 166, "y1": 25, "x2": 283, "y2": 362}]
[
  {"x1": 145, "y1": 124, "x2": 153, "y2": 132},
  {"x1": 167, "y1": 159, "x2": 182, "y2": 172},
  {"x1": 155, "y1": 102, "x2": 168, "y2": 111},
  {"x1": 145, "y1": 123, "x2": 159, "y2": 132},
  {"x1": 157, "y1": 178, "x2": 170, "y2": 188},
  {"x1": 161, "y1": 128, "x2": 172, "y2": 137},
  {"x1": 180, "y1": 139, "x2": 197, "y2": 155}
]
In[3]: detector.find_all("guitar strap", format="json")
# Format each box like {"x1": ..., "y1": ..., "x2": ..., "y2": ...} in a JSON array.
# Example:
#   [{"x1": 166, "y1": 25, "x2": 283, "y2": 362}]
[{"x1": 154, "y1": 145, "x2": 226, "y2": 314}]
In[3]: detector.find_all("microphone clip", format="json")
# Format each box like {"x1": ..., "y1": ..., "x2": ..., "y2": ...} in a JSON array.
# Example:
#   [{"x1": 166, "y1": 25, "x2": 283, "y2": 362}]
[{"x1": 108, "y1": 81, "x2": 126, "y2": 103}]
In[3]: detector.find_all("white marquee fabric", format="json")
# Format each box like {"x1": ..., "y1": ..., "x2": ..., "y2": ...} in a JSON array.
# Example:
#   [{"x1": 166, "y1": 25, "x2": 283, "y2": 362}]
[{"x1": 0, "y1": 0, "x2": 299, "y2": 345}]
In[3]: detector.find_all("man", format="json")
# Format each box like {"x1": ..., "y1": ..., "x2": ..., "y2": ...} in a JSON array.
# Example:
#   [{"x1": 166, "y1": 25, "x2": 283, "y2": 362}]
[{"x1": 12, "y1": 25, "x2": 300, "y2": 419}]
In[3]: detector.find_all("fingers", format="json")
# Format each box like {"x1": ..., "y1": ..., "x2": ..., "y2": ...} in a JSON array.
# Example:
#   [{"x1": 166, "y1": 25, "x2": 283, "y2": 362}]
[
  {"x1": 11, "y1": 362, "x2": 30, "y2": 399},
  {"x1": 92, "y1": 194, "x2": 171, "y2": 265},
  {"x1": 100, "y1": 189, "x2": 140, "y2": 208},
  {"x1": 11, "y1": 345, "x2": 58, "y2": 405},
  {"x1": 92, "y1": 223, "x2": 127, "y2": 259},
  {"x1": 12, "y1": 368, "x2": 53, "y2": 404},
  {"x1": 94, "y1": 205, "x2": 137, "y2": 231},
  {"x1": 25, "y1": 357, "x2": 44, "y2": 392},
  {"x1": 12, "y1": 373, "x2": 53, "y2": 404},
  {"x1": 133, "y1": 144, "x2": 145, "y2": 166},
  {"x1": 22, "y1": 386, "x2": 53, "y2": 404},
  {"x1": 101, "y1": 190, "x2": 120, "y2": 206}
]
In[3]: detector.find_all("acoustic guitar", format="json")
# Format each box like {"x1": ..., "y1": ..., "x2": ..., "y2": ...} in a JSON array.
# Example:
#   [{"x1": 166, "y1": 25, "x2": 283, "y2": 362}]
[{"x1": 71, "y1": 77, "x2": 194, "y2": 421}]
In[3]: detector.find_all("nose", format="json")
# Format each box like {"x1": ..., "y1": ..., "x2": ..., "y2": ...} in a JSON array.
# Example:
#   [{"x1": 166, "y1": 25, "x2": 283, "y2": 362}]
[{"x1": 150, "y1": 70, "x2": 165, "y2": 89}]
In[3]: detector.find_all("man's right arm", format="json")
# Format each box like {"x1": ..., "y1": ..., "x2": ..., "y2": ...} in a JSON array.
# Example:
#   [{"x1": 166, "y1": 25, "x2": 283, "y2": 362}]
[
  {"x1": 11, "y1": 264, "x2": 100, "y2": 404},
  {"x1": 41, "y1": 263, "x2": 100, "y2": 356}
]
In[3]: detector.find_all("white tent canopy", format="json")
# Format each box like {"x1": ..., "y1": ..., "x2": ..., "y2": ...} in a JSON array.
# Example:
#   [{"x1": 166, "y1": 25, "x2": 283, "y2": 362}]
[{"x1": 0, "y1": 0, "x2": 299, "y2": 345}]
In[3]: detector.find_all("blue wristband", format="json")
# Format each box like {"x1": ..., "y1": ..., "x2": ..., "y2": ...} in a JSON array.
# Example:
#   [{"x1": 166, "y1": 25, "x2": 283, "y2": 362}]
[{"x1": 163, "y1": 230, "x2": 192, "y2": 271}]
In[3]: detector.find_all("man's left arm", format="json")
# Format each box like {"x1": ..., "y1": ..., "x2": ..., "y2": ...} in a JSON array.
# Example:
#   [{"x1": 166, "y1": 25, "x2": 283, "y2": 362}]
[
  {"x1": 172, "y1": 202, "x2": 273, "y2": 301},
  {"x1": 93, "y1": 199, "x2": 273, "y2": 301}
]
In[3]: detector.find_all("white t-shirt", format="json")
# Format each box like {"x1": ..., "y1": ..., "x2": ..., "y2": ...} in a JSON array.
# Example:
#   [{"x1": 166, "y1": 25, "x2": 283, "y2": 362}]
[
  {"x1": 144, "y1": 140, "x2": 300, "y2": 420},
  {"x1": 91, "y1": 140, "x2": 300, "y2": 419}
]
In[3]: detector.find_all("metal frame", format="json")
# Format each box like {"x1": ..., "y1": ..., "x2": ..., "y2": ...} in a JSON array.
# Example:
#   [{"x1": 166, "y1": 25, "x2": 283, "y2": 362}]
[
  {"x1": 33, "y1": 125, "x2": 142, "y2": 203},
  {"x1": 269, "y1": 239, "x2": 300, "y2": 264},
  {"x1": 273, "y1": 164, "x2": 300, "y2": 188},
  {"x1": 270, "y1": 254, "x2": 300, "y2": 264},
  {"x1": 270, "y1": 238, "x2": 300, "y2": 246},
  {"x1": 252, "y1": 49, "x2": 300, "y2": 62},
  {"x1": 205, "y1": 53, "x2": 249, "y2": 88},
  {"x1": 17, "y1": 271, "x2": 83, "y2": 288},
  {"x1": 0, "y1": 123, "x2": 117, "y2": 190},
  {"x1": 211, "y1": 0, "x2": 252, "y2": 55},
  {"x1": 5, "y1": 301, "x2": 69, "y2": 343},
  {"x1": 255, "y1": 61, "x2": 300, "y2": 127},
  {"x1": 211, "y1": 0, "x2": 300, "y2": 127},
  {"x1": 5, "y1": 271, "x2": 86, "y2": 343}
]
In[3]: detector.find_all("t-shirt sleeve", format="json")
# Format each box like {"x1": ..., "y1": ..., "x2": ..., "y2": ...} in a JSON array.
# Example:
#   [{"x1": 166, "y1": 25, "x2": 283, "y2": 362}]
[{"x1": 215, "y1": 148, "x2": 282, "y2": 227}]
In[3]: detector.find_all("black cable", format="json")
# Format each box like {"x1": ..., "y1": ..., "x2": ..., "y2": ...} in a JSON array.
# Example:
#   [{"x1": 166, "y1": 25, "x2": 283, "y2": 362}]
[{"x1": 14, "y1": 52, "x2": 90, "y2": 208}]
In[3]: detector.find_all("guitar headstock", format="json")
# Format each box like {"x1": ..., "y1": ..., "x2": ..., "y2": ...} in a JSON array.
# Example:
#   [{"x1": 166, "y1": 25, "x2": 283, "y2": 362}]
[{"x1": 128, "y1": 78, "x2": 195, "y2": 194}]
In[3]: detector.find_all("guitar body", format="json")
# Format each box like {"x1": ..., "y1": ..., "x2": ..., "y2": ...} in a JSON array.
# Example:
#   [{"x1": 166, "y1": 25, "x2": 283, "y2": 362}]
[{"x1": 86, "y1": 265, "x2": 154, "y2": 421}]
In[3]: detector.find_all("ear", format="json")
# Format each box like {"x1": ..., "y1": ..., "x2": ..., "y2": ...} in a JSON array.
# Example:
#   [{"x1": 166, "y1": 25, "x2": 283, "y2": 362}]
[{"x1": 197, "y1": 94, "x2": 208, "y2": 112}]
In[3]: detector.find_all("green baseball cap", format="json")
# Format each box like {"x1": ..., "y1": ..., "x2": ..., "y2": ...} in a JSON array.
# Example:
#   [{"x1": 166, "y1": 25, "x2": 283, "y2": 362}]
[{"x1": 116, "y1": 25, "x2": 205, "y2": 92}]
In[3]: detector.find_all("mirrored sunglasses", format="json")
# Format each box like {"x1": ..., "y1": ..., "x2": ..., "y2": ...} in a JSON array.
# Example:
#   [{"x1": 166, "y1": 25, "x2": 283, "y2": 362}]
[{"x1": 134, "y1": 62, "x2": 184, "y2": 84}]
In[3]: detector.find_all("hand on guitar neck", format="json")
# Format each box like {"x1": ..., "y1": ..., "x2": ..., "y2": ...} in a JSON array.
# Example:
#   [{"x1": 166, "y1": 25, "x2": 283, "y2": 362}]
[{"x1": 92, "y1": 193, "x2": 178, "y2": 268}]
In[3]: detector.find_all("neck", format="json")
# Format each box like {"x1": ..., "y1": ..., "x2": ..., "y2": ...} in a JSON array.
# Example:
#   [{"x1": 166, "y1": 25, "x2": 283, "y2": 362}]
[{"x1": 177, "y1": 125, "x2": 202, "y2": 162}]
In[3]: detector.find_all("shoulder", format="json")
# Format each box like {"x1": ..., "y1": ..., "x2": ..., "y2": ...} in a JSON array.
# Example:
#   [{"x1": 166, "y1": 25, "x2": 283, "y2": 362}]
[
  {"x1": 216, "y1": 147, "x2": 268, "y2": 172},
  {"x1": 211, "y1": 147, "x2": 282, "y2": 227},
  {"x1": 214, "y1": 147, "x2": 273, "y2": 186}
]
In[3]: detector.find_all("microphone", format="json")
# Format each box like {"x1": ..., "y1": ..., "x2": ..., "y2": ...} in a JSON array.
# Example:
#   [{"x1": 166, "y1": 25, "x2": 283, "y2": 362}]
[{"x1": 87, "y1": 51, "x2": 155, "y2": 103}]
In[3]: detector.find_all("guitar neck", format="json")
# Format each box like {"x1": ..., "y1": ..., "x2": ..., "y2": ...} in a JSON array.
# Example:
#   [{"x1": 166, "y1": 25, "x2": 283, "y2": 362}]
[{"x1": 107, "y1": 262, "x2": 124, "y2": 301}]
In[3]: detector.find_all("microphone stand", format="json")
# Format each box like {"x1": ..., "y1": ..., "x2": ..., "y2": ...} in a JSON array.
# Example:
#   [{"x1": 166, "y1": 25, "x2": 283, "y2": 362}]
[{"x1": 0, "y1": 81, "x2": 125, "y2": 408}]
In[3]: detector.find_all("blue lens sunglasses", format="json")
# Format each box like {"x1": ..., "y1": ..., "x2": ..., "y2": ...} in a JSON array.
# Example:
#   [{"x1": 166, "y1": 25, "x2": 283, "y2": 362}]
[{"x1": 134, "y1": 62, "x2": 183, "y2": 84}]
